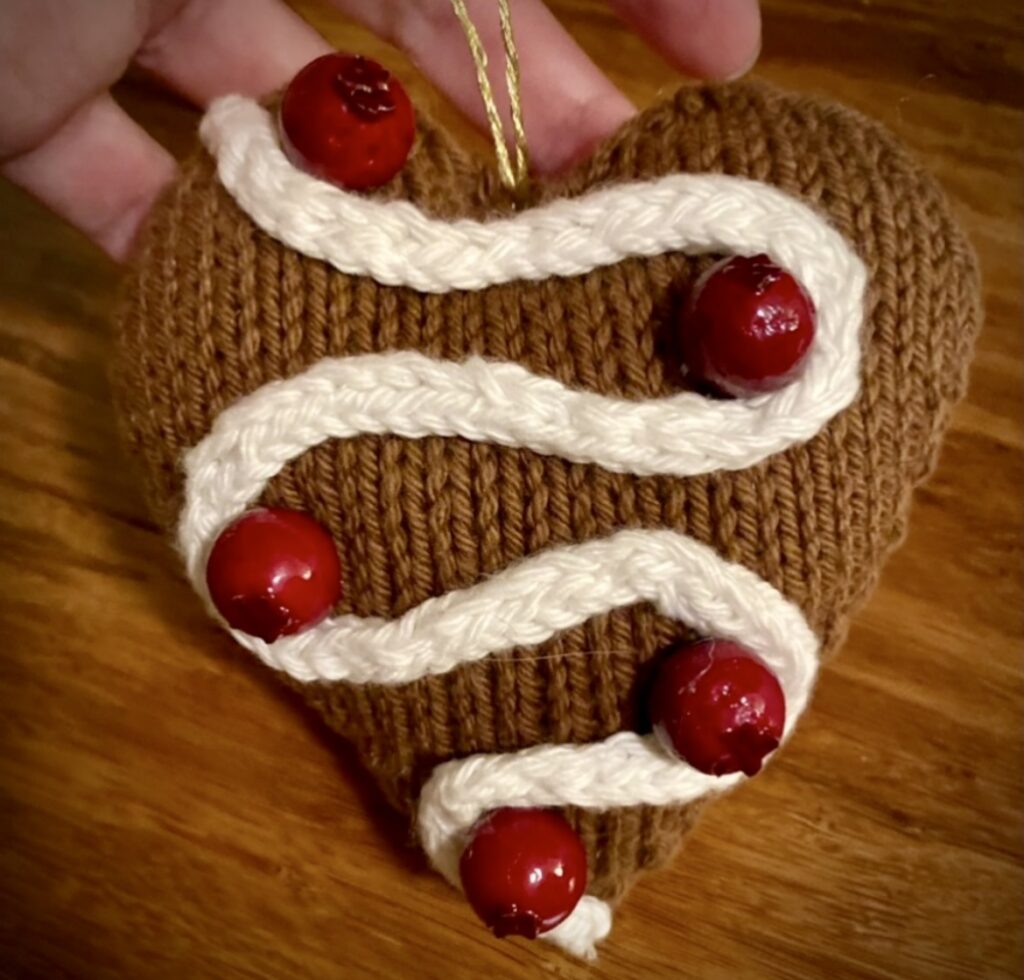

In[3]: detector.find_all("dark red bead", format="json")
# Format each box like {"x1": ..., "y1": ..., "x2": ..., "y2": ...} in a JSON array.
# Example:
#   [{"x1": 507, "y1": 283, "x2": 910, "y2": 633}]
[
  {"x1": 681, "y1": 254, "x2": 816, "y2": 397},
  {"x1": 649, "y1": 639, "x2": 786, "y2": 777},
  {"x1": 279, "y1": 53, "x2": 415, "y2": 190},
  {"x1": 459, "y1": 807, "x2": 587, "y2": 939},
  {"x1": 205, "y1": 507, "x2": 341, "y2": 642}
]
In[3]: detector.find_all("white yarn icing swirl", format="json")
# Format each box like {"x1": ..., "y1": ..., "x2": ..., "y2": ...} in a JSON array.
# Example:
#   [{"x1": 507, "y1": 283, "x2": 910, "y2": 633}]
[{"x1": 184, "y1": 95, "x2": 867, "y2": 958}]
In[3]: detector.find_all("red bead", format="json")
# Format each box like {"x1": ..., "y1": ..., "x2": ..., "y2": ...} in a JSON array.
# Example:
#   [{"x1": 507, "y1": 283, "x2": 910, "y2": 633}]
[
  {"x1": 279, "y1": 53, "x2": 415, "y2": 190},
  {"x1": 681, "y1": 254, "x2": 816, "y2": 397},
  {"x1": 205, "y1": 507, "x2": 341, "y2": 642},
  {"x1": 459, "y1": 807, "x2": 588, "y2": 939},
  {"x1": 649, "y1": 639, "x2": 786, "y2": 777}
]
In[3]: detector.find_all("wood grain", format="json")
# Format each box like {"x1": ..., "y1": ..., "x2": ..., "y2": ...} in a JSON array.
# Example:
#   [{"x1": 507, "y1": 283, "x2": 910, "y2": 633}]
[{"x1": 1, "y1": 2, "x2": 1021, "y2": 978}]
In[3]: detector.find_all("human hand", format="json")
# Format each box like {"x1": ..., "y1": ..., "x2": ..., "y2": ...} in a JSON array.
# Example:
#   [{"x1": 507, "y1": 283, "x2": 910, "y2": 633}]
[{"x1": 0, "y1": 0, "x2": 761, "y2": 261}]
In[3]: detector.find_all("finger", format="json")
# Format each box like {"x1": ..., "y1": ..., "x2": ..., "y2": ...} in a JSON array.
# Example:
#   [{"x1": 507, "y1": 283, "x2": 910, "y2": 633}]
[
  {"x1": 1, "y1": 93, "x2": 176, "y2": 260},
  {"x1": 609, "y1": 0, "x2": 762, "y2": 81},
  {"x1": 135, "y1": 0, "x2": 331, "y2": 105},
  {"x1": 0, "y1": 0, "x2": 143, "y2": 159},
  {"x1": 333, "y1": 0, "x2": 636, "y2": 174}
]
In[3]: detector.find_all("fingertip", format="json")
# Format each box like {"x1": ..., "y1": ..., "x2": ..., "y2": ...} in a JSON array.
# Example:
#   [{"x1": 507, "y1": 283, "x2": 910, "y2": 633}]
[
  {"x1": 95, "y1": 161, "x2": 176, "y2": 260},
  {"x1": 715, "y1": 0, "x2": 762, "y2": 82},
  {"x1": 531, "y1": 89, "x2": 636, "y2": 174},
  {"x1": 136, "y1": 0, "x2": 331, "y2": 106},
  {"x1": 612, "y1": 0, "x2": 762, "y2": 82},
  {"x1": 2, "y1": 94, "x2": 177, "y2": 261}
]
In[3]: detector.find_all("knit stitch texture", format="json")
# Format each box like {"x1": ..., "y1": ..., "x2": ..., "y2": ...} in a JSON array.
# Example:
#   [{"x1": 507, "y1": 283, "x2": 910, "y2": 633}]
[{"x1": 113, "y1": 82, "x2": 981, "y2": 905}]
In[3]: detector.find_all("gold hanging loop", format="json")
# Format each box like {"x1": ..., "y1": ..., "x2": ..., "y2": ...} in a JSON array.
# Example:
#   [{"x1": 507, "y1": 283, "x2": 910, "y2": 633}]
[{"x1": 449, "y1": 0, "x2": 530, "y2": 193}]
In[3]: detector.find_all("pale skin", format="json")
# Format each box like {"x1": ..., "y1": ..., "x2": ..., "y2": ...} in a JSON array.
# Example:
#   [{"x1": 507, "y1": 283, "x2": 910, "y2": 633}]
[{"x1": 0, "y1": 0, "x2": 762, "y2": 261}]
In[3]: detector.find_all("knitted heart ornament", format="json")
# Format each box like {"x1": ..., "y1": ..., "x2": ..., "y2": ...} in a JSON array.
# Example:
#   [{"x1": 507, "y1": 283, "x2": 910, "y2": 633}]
[{"x1": 112, "y1": 79, "x2": 980, "y2": 957}]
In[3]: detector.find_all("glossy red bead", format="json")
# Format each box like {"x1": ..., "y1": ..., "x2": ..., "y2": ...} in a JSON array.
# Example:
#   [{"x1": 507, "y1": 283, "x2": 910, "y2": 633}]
[
  {"x1": 649, "y1": 639, "x2": 786, "y2": 777},
  {"x1": 459, "y1": 807, "x2": 588, "y2": 939},
  {"x1": 279, "y1": 52, "x2": 415, "y2": 190},
  {"x1": 681, "y1": 253, "x2": 816, "y2": 397},
  {"x1": 205, "y1": 507, "x2": 341, "y2": 642}
]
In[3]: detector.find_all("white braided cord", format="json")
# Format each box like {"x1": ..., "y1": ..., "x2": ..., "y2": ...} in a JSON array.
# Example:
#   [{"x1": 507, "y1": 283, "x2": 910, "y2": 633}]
[
  {"x1": 419, "y1": 733, "x2": 745, "y2": 958},
  {"x1": 180, "y1": 96, "x2": 869, "y2": 957},
  {"x1": 200, "y1": 96, "x2": 865, "y2": 300}
]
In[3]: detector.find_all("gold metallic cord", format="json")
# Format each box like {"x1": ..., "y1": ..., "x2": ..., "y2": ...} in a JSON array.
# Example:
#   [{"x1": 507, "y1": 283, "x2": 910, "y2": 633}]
[
  {"x1": 497, "y1": 0, "x2": 529, "y2": 188},
  {"x1": 449, "y1": 0, "x2": 530, "y2": 193}
]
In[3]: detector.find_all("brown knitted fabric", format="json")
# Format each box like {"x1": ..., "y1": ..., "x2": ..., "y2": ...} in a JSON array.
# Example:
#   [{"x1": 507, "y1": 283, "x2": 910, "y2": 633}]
[{"x1": 112, "y1": 82, "x2": 980, "y2": 903}]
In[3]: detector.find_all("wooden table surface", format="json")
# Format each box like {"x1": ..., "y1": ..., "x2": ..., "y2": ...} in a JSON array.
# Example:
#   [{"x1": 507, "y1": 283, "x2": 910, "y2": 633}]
[{"x1": 1, "y1": 2, "x2": 1021, "y2": 978}]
